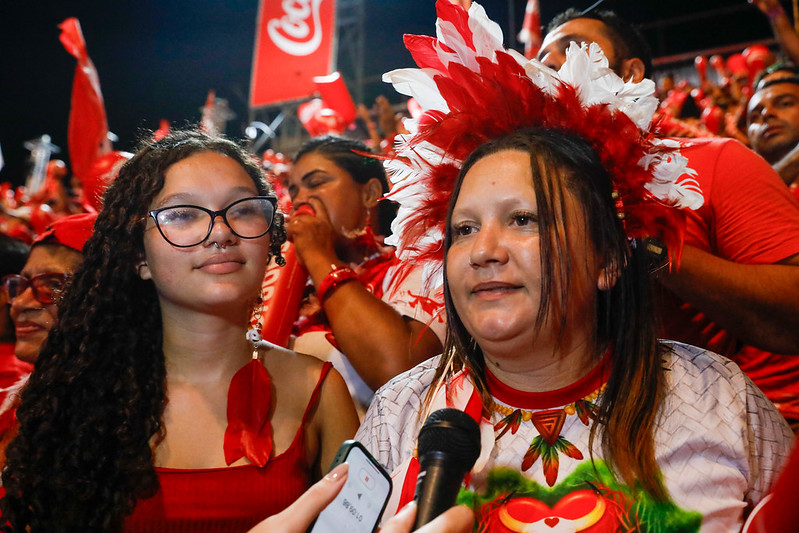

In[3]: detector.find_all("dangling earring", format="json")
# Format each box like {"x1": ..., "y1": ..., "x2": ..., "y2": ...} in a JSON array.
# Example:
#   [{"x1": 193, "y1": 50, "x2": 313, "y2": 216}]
[{"x1": 246, "y1": 291, "x2": 265, "y2": 359}]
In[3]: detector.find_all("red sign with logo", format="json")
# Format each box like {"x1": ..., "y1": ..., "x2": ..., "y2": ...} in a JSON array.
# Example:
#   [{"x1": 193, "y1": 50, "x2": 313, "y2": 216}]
[{"x1": 250, "y1": 0, "x2": 337, "y2": 108}]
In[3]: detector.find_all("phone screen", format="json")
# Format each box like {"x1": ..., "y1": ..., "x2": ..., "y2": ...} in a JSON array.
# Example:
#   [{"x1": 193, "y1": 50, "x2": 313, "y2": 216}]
[{"x1": 309, "y1": 441, "x2": 392, "y2": 533}]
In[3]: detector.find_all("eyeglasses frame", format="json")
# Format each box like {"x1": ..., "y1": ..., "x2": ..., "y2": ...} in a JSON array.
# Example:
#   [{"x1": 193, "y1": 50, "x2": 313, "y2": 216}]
[
  {"x1": 148, "y1": 195, "x2": 278, "y2": 248},
  {"x1": 1, "y1": 272, "x2": 70, "y2": 305}
]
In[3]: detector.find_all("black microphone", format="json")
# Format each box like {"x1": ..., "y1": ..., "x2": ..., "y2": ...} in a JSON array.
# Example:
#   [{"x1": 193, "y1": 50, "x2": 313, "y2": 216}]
[{"x1": 412, "y1": 408, "x2": 481, "y2": 530}]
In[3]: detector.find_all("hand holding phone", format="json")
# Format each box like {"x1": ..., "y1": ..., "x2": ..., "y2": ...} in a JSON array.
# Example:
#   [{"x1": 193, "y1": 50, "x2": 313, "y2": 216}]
[{"x1": 307, "y1": 440, "x2": 392, "y2": 533}]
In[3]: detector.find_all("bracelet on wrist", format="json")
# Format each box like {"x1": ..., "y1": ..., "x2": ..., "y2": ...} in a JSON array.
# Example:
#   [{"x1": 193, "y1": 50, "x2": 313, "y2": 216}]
[{"x1": 317, "y1": 265, "x2": 358, "y2": 302}]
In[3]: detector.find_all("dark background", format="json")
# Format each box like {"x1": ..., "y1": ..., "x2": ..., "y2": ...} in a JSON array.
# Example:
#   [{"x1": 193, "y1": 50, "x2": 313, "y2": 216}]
[{"x1": 0, "y1": 0, "x2": 780, "y2": 185}]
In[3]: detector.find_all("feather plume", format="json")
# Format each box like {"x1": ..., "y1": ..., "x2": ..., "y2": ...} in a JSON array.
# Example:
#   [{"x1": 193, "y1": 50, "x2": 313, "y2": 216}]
[{"x1": 382, "y1": 0, "x2": 703, "y2": 286}]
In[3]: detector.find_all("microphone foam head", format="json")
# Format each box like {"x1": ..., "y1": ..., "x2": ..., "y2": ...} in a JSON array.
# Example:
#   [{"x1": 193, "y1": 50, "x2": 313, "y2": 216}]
[{"x1": 417, "y1": 408, "x2": 481, "y2": 468}]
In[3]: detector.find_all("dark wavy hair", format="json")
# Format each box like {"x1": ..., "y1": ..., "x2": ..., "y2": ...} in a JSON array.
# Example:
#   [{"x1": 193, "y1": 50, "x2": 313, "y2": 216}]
[
  {"x1": 547, "y1": 8, "x2": 653, "y2": 78},
  {"x1": 432, "y1": 128, "x2": 668, "y2": 501},
  {"x1": 294, "y1": 135, "x2": 398, "y2": 236},
  {"x1": 0, "y1": 130, "x2": 286, "y2": 532}
]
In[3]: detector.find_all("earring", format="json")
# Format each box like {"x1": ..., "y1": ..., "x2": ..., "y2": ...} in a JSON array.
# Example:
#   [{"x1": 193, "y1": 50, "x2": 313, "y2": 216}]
[{"x1": 246, "y1": 291, "x2": 265, "y2": 359}]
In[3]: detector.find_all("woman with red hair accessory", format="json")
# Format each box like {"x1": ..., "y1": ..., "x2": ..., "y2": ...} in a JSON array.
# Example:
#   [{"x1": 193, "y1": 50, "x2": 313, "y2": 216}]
[{"x1": 355, "y1": 2, "x2": 792, "y2": 531}]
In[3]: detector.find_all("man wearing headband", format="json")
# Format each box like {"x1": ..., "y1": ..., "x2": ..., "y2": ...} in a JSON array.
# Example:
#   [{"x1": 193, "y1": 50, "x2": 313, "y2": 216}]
[
  {"x1": 540, "y1": 9, "x2": 799, "y2": 428},
  {"x1": 747, "y1": 65, "x2": 799, "y2": 197}
]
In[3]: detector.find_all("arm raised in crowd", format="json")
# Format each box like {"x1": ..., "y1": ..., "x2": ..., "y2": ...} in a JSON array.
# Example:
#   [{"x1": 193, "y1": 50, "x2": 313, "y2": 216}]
[{"x1": 750, "y1": 0, "x2": 799, "y2": 66}]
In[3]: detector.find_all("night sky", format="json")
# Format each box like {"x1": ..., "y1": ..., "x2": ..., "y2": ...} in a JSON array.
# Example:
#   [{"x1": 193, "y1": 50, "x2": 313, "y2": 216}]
[{"x1": 0, "y1": 0, "x2": 776, "y2": 186}]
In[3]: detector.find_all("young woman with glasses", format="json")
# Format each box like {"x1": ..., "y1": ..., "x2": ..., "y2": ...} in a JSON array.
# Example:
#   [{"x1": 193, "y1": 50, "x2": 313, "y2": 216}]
[{"x1": 0, "y1": 130, "x2": 359, "y2": 532}]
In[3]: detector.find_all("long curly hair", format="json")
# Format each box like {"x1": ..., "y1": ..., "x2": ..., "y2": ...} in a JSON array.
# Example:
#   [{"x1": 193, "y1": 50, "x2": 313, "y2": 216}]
[
  {"x1": 432, "y1": 128, "x2": 667, "y2": 501},
  {"x1": 0, "y1": 130, "x2": 287, "y2": 532}
]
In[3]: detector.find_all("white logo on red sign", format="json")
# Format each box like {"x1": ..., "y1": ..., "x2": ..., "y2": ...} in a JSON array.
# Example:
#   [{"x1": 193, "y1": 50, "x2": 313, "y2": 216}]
[{"x1": 267, "y1": 0, "x2": 325, "y2": 57}]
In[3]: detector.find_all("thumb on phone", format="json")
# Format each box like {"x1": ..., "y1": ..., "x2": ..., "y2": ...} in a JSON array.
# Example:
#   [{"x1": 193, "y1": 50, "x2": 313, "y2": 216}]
[{"x1": 247, "y1": 463, "x2": 349, "y2": 533}]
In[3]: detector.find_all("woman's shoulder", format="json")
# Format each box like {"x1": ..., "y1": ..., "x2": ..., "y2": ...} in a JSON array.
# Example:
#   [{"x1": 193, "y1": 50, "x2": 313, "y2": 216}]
[
  {"x1": 657, "y1": 339, "x2": 792, "y2": 452},
  {"x1": 660, "y1": 340, "x2": 746, "y2": 383},
  {"x1": 257, "y1": 344, "x2": 339, "y2": 401},
  {"x1": 373, "y1": 355, "x2": 441, "y2": 401}
]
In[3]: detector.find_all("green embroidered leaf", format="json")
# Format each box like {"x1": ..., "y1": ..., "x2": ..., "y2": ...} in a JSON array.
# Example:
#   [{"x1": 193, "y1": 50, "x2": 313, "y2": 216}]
[
  {"x1": 575, "y1": 399, "x2": 596, "y2": 426},
  {"x1": 521, "y1": 435, "x2": 544, "y2": 471},
  {"x1": 494, "y1": 409, "x2": 523, "y2": 439},
  {"x1": 554, "y1": 436, "x2": 584, "y2": 460},
  {"x1": 541, "y1": 444, "x2": 561, "y2": 486}
]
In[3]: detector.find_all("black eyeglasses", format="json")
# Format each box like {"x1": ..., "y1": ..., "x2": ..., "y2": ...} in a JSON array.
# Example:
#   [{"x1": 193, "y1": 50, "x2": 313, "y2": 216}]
[
  {"x1": 2, "y1": 273, "x2": 69, "y2": 305},
  {"x1": 148, "y1": 196, "x2": 277, "y2": 248}
]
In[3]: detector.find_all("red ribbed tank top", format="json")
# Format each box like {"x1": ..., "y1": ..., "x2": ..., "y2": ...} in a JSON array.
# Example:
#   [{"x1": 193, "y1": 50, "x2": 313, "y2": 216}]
[{"x1": 124, "y1": 362, "x2": 332, "y2": 532}]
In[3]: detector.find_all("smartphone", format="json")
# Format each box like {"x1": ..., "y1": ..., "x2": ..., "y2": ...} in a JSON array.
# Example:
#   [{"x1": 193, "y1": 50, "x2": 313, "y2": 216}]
[{"x1": 307, "y1": 440, "x2": 392, "y2": 533}]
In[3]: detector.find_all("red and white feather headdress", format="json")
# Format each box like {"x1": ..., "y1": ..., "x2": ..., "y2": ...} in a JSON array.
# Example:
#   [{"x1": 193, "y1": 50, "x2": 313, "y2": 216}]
[{"x1": 383, "y1": 0, "x2": 702, "y2": 288}]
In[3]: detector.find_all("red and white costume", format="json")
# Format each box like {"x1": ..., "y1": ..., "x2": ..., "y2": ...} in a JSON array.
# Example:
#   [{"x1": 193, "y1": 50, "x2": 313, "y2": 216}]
[{"x1": 356, "y1": 342, "x2": 793, "y2": 532}]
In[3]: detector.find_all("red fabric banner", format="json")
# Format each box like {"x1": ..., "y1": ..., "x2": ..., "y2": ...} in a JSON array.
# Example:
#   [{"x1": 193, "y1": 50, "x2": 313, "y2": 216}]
[
  {"x1": 250, "y1": 0, "x2": 337, "y2": 108},
  {"x1": 517, "y1": 0, "x2": 541, "y2": 60},
  {"x1": 58, "y1": 18, "x2": 110, "y2": 182}
]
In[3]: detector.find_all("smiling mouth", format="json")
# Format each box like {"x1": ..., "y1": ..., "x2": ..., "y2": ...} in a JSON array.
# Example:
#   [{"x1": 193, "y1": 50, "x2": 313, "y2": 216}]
[{"x1": 15, "y1": 323, "x2": 45, "y2": 336}]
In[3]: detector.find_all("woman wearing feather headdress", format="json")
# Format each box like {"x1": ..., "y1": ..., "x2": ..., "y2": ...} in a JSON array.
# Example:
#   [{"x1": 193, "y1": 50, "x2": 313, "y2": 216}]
[{"x1": 356, "y1": 2, "x2": 793, "y2": 531}]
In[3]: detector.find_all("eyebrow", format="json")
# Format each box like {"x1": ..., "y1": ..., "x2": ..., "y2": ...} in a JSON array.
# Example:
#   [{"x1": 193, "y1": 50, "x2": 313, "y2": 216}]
[
  {"x1": 154, "y1": 186, "x2": 258, "y2": 208},
  {"x1": 299, "y1": 169, "x2": 330, "y2": 184}
]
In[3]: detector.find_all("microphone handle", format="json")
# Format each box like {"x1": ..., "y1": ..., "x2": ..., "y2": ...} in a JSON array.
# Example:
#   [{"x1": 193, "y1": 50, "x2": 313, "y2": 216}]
[{"x1": 412, "y1": 452, "x2": 466, "y2": 530}]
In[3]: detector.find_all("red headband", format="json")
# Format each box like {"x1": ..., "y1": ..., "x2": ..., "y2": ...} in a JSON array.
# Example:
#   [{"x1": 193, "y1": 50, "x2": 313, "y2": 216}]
[{"x1": 34, "y1": 212, "x2": 97, "y2": 252}]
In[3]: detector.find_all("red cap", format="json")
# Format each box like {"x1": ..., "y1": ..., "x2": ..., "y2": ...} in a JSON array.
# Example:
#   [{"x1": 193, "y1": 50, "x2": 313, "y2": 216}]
[{"x1": 33, "y1": 212, "x2": 97, "y2": 252}]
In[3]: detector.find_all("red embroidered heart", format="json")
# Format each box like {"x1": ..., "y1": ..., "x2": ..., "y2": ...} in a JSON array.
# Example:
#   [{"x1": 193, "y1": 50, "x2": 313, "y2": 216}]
[
  {"x1": 544, "y1": 517, "x2": 559, "y2": 527},
  {"x1": 503, "y1": 490, "x2": 601, "y2": 521}
]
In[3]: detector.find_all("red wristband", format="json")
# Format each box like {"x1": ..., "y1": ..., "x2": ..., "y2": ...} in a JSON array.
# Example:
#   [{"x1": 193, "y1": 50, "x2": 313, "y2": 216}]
[{"x1": 317, "y1": 266, "x2": 358, "y2": 302}]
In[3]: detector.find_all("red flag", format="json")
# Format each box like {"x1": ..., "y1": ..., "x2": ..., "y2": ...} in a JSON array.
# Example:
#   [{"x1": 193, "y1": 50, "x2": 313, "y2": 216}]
[
  {"x1": 517, "y1": 0, "x2": 541, "y2": 60},
  {"x1": 249, "y1": 0, "x2": 337, "y2": 108},
  {"x1": 58, "y1": 18, "x2": 110, "y2": 182},
  {"x1": 313, "y1": 72, "x2": 357, "y2": 125}
]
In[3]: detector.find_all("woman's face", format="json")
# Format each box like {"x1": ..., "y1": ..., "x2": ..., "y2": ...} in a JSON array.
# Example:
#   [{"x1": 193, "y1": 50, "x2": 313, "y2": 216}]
[
  {"x1": 446, "y1": 149, "x2": 601, "y2": 359},
  {"x1": 10, "y1": 244, "x2": 83, "y2": 363},
  {"x1": 286, "y1": 152, "x2": 376, "y2": 236},
  {"x1": 139, "y1": 151, "x2": 271, "y2": 314}
]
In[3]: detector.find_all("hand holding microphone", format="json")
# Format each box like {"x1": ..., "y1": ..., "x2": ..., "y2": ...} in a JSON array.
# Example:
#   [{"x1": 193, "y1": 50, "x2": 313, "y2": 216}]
[{"x1": 413, "y1": 408, "x2": 482, "y2": 530}]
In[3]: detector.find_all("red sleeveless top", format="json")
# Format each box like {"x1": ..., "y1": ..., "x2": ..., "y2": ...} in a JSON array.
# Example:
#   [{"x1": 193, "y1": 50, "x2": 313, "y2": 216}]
[{"x1": 124, "y1": 362, "x2": 332, "y2": 532}]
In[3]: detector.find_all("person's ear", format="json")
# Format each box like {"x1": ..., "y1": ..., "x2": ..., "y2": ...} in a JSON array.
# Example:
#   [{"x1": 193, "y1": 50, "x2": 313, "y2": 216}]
[
  {"x1": 137, "y1": 259, "x2": 152, "y2": 281},
  {"x1": 619, "y1": 57, "x2": 646, "y2": 83},
  {"x1": 361, "y1": 177, "x2": 384, "y2": 208}
]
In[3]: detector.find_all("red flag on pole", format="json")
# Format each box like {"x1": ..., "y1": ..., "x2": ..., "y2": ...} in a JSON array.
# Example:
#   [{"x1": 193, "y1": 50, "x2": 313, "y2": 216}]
[
  {"x1": 249, "y1": 0, "x2": 337, "y2": 108},
  {"x1": 58, "y1": 18, "x2": 110, "y2": 182},
  {"x1": 517, "y1": 0, "x2": 542, "y2": 60}
]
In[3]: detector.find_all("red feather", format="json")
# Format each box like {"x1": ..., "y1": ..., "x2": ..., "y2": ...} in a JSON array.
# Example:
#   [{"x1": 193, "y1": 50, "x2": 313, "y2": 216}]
[
  {"x1": 404, "y1": 34, "x2": 446, "y2": 72},
  {"x1": 224, "y1": 359, "x2": 273, "y2": 467}
]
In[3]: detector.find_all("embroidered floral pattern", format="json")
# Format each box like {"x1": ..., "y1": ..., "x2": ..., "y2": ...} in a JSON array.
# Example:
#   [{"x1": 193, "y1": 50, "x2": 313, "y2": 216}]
[{"x1": 491, "y1": 384, "x2": 604, "y2": 485}]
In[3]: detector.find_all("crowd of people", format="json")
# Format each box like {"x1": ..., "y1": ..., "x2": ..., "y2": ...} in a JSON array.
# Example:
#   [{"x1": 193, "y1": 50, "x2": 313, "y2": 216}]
[{"x1": 0, "y1": 0, "x2": 798, "y2": 531}]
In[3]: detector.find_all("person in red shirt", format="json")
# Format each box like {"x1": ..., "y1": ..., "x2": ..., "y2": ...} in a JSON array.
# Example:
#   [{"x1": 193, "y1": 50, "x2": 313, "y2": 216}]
[{"x1": 539, "y1": 8, "x2": 799, "y2": 428}]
